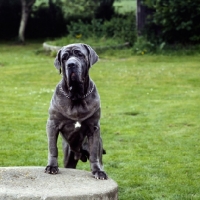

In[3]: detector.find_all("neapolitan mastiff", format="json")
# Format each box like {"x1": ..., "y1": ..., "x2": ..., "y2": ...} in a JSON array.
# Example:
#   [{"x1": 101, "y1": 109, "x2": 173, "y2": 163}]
[{"x1": 45, "y1": 43, "x2": 107, "y2": 180}]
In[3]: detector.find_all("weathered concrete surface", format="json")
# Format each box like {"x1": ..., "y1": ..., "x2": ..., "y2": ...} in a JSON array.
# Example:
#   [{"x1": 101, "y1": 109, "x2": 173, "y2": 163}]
[{"x1": 0, "y1": 167, "x2": 118, "y2": 200}]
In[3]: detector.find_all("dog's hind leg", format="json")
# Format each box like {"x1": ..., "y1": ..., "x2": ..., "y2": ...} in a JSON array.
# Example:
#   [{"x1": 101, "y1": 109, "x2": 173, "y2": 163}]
[{"x1": 62, "y1": 140, "x2": 78, "y2": 168}]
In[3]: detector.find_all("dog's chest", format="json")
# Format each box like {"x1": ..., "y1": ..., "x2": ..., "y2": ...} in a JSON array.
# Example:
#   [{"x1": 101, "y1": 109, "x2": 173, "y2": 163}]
[
  {"x1": 54, "y1": 98, "x2": 100, "y2": 122},
  {"x1": 65, "y1": 104, "x2": 91, "y2": 121}
]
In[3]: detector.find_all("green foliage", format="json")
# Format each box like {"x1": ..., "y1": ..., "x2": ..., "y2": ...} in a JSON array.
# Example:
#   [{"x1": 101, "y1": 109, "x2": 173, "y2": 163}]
[
  {"x1": 1, "y1": 42, "x2": 200, "y2": 199},
  {"x1": 133, "y1": 36, "x2": 200, "y2": 55},
  {"x1": 133, "y1": 36, "x2": 156, "y2": 55},
  {"x1": 66, "y1": 12, "x2": 136, "y2": 45},
  {"x1": 61, "y1": 0, "x2": 115, "y2": 21},
  {"x1": 143, "y1": 0, "x2": 200, "y2": 44},
  {"x1": 62, "y1": 0, "x2": 97, "y2": 19},
  {"x1": 103, "y1": 12, "x2": 136, "y2": 45},
  {"x1": 0, "y1": 0, "x2": 136, "y2": 40},
  {"x1": 67, "y1": 19, "x2": 103, "y2": 38}
]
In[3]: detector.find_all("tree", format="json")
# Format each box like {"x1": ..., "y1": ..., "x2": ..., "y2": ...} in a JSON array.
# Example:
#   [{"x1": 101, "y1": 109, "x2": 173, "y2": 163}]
[
  {"x1": 18, "y1": 0, "x2": 36, "y2": 43},
  {"x1": 136, "y1": 0, "x2": 154, "y2": 36},
  {"x1": 142, "y1": 0, "x2": 200, "y2": 44}
]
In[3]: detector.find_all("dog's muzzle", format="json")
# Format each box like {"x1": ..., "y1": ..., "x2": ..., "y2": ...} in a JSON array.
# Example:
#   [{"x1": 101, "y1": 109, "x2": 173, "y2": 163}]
[
  {"x1": 66, "y1": 58, "x2": 82, "y2": 82},
  {"x1": 65, "y1": 58, "x2": 85, "y2": 100},
  {"x1": 69, "y1": 68, "x2": 78, "y2": 82}
]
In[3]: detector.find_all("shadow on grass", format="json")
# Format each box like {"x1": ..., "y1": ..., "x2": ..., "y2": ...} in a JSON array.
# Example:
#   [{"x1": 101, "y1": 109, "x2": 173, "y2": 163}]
[{"x1": 123, "y1": 111, "x2": 140, "y2": 116}]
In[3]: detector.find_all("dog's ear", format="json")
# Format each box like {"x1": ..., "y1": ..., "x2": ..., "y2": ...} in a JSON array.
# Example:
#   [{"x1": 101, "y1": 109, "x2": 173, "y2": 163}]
[
  {"x1": 54, "y1": 48, "x2": 62, "y2": 73},
  {"x1": 83, "y1": 44, "x2": 99, "y2": 67}
]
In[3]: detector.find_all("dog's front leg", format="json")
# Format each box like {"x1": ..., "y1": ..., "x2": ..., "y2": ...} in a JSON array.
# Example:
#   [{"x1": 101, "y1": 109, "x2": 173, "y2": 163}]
[
  {"x1": 45, "y1": 119, "x2": 59, "y2": 174},
  {"x1": 88, "y1": 125, "x2": 107, "y2": 180}
]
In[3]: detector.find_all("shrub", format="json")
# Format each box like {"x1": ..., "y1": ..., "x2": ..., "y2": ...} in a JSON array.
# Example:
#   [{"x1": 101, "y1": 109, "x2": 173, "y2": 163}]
[
  {"x1": 67, "y1": 12, "x2": 136, "y2": 46},
  {"x1": 67, "y1": 19, "x2": 102, "y2": 38},
  {"x1": 103, "y1": 12, "x2": 136, "y2": 45},
  {"x1": 133, "y1": 36, "x2": 156, "y2": 55},
  {"x1": 143, "y1": 0, "x2": 200, "y2": 44}
]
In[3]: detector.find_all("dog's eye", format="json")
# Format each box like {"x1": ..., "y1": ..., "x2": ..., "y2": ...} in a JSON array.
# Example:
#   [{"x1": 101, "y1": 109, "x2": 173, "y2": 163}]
[
  {"x1": 74, "y1": 50, "x2": 84, "y2": 58},
  {"x1": 62, "y1": 52, "x2": 69, "y2": 61}
]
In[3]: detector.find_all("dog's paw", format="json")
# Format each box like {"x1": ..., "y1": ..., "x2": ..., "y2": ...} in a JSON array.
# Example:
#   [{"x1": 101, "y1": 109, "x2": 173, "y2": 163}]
[
  {"x1": 45, "y1": 165, "x2": 59, "y2": 175},
  {"x1": 93, "y1": 171, "x2": 108, "y2": 180}
]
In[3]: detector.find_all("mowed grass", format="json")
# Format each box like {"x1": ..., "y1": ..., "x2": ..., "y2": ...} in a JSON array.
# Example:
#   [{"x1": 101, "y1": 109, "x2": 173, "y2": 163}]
[
  {"x1": 114, "y1": 0, "x2": 136, "y2": 13},
  {"x1": 0, "y1": 42, "x2": 200, "y2": 200}
]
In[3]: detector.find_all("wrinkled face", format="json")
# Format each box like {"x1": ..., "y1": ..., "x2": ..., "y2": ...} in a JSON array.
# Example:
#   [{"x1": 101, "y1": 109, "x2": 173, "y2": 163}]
[
  {"x1": 54, "y1": 43, "x2": 98, "y2": 100},
  {"x1": 61, "y1": 45, "x2": 89, "y2": 88}
]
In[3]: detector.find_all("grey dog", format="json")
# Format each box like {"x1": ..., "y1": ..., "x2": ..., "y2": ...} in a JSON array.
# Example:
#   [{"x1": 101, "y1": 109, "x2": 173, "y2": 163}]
[{"x1": 45, "y1": 43, "x2": 107, "y2": 180}]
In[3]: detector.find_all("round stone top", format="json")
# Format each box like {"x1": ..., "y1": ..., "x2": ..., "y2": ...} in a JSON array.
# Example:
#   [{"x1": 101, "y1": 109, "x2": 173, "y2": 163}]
[{"x1": 0, "y1": 167, "x2": 118, "y2": 200}]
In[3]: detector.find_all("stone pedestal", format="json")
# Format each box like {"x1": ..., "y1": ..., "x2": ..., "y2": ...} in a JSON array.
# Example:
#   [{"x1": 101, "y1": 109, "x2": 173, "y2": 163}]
[{"x1": 0, "y1": 167, "x2": 118, "y2": 200}]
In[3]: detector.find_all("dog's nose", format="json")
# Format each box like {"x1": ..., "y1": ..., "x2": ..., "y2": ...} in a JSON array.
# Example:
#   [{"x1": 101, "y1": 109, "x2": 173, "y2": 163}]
[{"x1": 67, "y1": 62, "x2": 76, "y2": 69}]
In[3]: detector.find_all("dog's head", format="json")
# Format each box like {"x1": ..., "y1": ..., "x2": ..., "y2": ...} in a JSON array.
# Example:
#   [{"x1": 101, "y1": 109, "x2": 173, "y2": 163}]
[{"x1": 54, "y1": 43, "x2": 98, "y2": 100}]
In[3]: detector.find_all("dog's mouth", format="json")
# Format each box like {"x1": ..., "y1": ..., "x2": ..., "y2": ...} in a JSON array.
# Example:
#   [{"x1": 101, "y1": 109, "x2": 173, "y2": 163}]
[
  {"x1": 70, "y1": 72, "x2": 79, "y2": 82},
  {"x1": 71, "y1": 72, "x2": 76, "y2": 81},
  {"x1": 69, "y1": 71, "x2": 83, "y2": 84},
  {"x1": 68, "y1": 72, "x2": 84, "y2": 100}
]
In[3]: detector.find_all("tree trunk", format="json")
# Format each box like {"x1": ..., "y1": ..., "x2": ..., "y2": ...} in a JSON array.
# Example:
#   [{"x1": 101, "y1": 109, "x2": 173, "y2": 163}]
[
  {"x1": 136, "y1": 0, "x2": 154, "y2": 36},
  {"x1": 18, "y1": 0, "x2": 36, "y2": 44}
]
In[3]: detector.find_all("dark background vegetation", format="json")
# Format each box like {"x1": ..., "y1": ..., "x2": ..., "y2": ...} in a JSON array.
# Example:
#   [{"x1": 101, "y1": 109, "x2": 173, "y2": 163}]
[
  {"x1": 143, "y1": 0, "x2": 200, "y2": 44},
  {"x1": 0, "y1": 0, "x2": 127, "y2": 39},
  {"x1": 1, "y1": 0, "x2": 200, "y2": 49}
]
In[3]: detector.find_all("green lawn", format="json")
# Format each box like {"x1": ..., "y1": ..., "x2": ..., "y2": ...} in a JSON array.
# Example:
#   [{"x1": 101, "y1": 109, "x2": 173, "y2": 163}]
[
  {"x1": 114, "y1": 0, "x2": 136, "y2": 13},
  {"x1": 0, "y1": 42, "x2": 200, "y2": 199}
]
